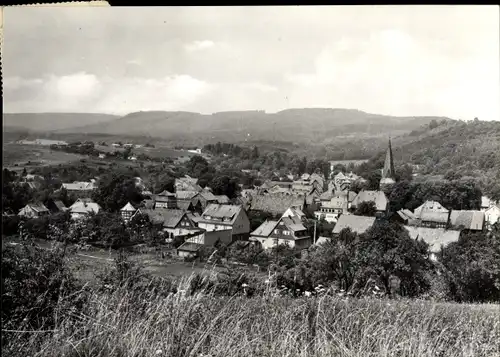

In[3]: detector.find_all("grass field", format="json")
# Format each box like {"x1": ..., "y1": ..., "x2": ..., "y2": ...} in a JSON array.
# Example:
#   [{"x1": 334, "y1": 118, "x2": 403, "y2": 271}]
[
  {"x1": 2, "y1": 143, "x2": 87, "y2": 169},
  {"x1": 5, "y1": 275, "x2": 499, "y2": 357}
]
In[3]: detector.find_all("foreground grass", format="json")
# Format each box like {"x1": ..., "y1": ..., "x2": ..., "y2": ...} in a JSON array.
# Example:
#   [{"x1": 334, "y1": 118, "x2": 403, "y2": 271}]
[{"x1": 4, "y1": 276, "x2": 500, "y2": 357}]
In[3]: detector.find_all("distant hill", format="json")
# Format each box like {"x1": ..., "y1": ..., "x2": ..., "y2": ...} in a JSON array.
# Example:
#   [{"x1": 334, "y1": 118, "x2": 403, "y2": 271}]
[
  {"x1": 36, "y1": 109, "x2": 451, "y2": 145},
  {"x1": 2, "y1": 113, "x2": 120, "y2": 132}
]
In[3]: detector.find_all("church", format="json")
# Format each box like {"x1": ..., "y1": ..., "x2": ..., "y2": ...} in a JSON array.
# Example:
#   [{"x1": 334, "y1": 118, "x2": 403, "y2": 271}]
[{"x1": 380, "y1": 138, "x2": 396, "y2": 190}]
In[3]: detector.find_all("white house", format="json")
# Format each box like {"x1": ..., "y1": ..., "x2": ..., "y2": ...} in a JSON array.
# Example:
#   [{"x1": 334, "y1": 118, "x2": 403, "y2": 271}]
[
  {"x1": 485, "y1": 205, "x2": 500, "y2": 227},
  {"x1": 18, "y1": 203, "x2": 50, "y2": 219},
  {"x1": 69, "y1": 198, "x2": 101, "y2": 220},
  {"x1": 197, "y1": 204, "x2": 251, "y2": 241},
  {"x1": 250, "y1": 215, "x2": 311, "y2": 250},
  {"x1": 120, "y1": 202, "x2": 137, "y2": 222}
]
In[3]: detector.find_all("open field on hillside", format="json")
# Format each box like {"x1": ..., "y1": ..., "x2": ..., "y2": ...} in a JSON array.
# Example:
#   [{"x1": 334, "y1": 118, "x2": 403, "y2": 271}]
[
  {"x1": 2, "y1": 143, "x2": 87, "y2": 169},
  {"x1": 5, "y1": 277, "x2": 499, "y2": 357}
]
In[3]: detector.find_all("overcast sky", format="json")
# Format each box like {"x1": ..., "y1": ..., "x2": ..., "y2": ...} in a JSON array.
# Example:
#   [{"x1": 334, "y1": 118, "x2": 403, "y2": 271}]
[{"x1": 3, "y1": 5, "x2": 499, "y2": 120}]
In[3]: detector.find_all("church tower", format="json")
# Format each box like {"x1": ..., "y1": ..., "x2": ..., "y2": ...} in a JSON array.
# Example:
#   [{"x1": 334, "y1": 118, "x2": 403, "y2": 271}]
[{"x1": 380, "y1": 138, "x2": 396, "y2": 190}]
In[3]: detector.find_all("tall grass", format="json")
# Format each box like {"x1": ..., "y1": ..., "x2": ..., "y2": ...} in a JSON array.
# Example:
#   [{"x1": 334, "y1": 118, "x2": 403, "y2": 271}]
[{"x1": 4, "y1": 274, "x2": 499, "y2": 357}]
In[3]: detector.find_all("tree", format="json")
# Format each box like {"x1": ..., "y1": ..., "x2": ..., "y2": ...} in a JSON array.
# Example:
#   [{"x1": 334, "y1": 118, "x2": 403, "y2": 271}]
[
  {"x1": 210, "y1": 175, "x2": 239, "y2": 199},
  {"x1": 429, "y1": 119, "x2": 439, "y2": 130},
  {"x1": 354, "y1": 201, "x2": 377, "y2": 217},
  {"x1": 92, "y1": 173, "x2": 143, "y2": 212},
  {"x1": 440, "y1": 230, "x2": 500, "y2": 302},
  {"x1": 354, "y1": 220, "x2": 433, "y2": 297}
]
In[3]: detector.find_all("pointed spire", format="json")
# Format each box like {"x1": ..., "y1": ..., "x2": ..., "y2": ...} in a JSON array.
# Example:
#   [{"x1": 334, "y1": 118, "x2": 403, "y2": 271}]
[{"x1": 382, "y1": 137, "x2": 396, "y2": 179}]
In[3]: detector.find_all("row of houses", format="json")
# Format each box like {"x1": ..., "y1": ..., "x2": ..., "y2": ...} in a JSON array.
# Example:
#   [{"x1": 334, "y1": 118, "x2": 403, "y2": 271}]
[{"x1": 18, "y1": 198, "x2": 101, "y2": 220}]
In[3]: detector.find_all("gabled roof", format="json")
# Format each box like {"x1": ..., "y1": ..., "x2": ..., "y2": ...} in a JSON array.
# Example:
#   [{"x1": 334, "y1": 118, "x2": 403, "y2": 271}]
[
  {"x1": 280, "y1": 216, "x2": 307, "y2": 232},
  {"x1": 70, "y1": 201, "x2": 101, "y2": 215},
  {"x1": 62, "y1": 181, "x2": 96, "y2": 191},
  {"x1": 186, "y1": 212, "x2": 202, "y2": 223},
  {"x1": 177, "y1": 200, "x2": 194, "y2": 211},
  {"x1": 319, "y1": 191, "x2": 334, "y2": 201},
  {"x1": 315, "y1": 236, "x2": 331, "y2": 245},
  {"x1": 121, "y1": 202, "x2": 136, "y2": 212},
  {"x1": 404, "y1": 226, "x2": 461, "y2": 253},
  {"x1": 200, "y1": 204, "x2": 243, "y2": 225},
  {"x1": 351, "y1": 191, "x2": 388, "y2": 211},
  {"x1": 141, "y1": 209, "x2": 188, "y2": 228},
  {"x1": 251, "y1": 220, "x2": 279, "y2": 237},
  {"x1": 199, "y1": 190, "x2": 217, "y2": 201},
  {"x1": 449, "y1": 210, "x2": 484, "y2": 230},
  {"x1": 52, "y1": 200, "x2": 68, "y2": 212},
  {"x1": 420, "y1": 211, "x2": 449, "y2": 223},
  {"x1": 282, "y1": 207, "x2": 306, "y2": 219},
  {"x1": 214, "y1": 195, "x2": 230, "y2": 204},
  {"x1": 250, "y1": 194, "x2": 305, "y2": 215},
  {"x1": 177, "y1": 242, "x2": 203, "y2": 252},
  {"x1": 176, "y1": 191, "x2": 199, "y2": 200},
  {"x1": 414, "y1": 201, "x2": 449, "y2": 217},
  {"x1": 157, "y1": 190, "x2": 175, "y2": 197},
  {"x1": 24, "y1": 203, "x2": 49, "y2": 213},
  {"x1": 332, "y1": 215, "x2": 376, "y2": 235}
]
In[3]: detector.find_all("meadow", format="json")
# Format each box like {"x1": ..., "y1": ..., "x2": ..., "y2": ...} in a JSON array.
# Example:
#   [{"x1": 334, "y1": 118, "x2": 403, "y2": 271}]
[
  {"x1": 2, "y1": 143, "x2": 86, "y2": 168},
  {"x1": 4, "y1": 273, "x2": 499, "y2": 357}
]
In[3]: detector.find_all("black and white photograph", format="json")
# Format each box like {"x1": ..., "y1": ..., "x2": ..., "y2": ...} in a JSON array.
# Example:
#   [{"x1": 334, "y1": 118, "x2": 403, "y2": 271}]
[{"x1": 2, "y1": 5, "x2": 500, "y2": 357}]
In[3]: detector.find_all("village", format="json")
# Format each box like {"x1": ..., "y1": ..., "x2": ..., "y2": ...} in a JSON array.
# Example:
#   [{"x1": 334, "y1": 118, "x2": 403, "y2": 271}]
[{"x1": 10, "y1": 139, "x2": 500, "y2": 264}]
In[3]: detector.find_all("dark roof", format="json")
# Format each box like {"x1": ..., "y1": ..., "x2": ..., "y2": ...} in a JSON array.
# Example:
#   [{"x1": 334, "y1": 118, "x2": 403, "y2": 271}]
[
  {"x1": 177, "y1": 242, "x2": 203, "y2": 252},
  {"x1": 332, "y1": 215, "x2": 376, "y2": 234},
  {"x1": 26, "y1": 203, "x2": 50, "y2": 213},
  {"x1": 176, "y1": 191, "x2": 199, "y2": 200},
  {"x1": 420, "y1": 211, "x2": 449, "y2": 223},
  {"x1": 200, "y1": 204, "x2": 242, "y2": 225},
  {"x1": 280, "y1": 216, "x2": 307, "y2": 232},
  {"x1": 449, "y1": 210, "x2": 484, "y2": 230},
  {"x1": 141, "y1": 209, "x2": 187, "y2": 228},
  {"x1": 177, "y1": 200, "x2": 193, "y2": 211},
  {"x1": 52, "y1": 200, "x2": 68, "y2": 211},
  {"x1": 157, "y1": 190, "x2": 175, "y2": 197},
  {"x1": 250, "y1": 194, "x2": 305, "y2": 215}
]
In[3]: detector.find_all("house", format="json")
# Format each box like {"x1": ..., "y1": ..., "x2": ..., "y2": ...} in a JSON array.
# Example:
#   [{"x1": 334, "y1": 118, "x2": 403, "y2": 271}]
[
  {"x1": 413, "y1": 201, "x2": 450, "y2": 228},
  {"x1": 314, "y1": 236, "x2": 332, "y2": 246},
  {"x1": 177, "y1": 200, "x2": 195, "y2": 212},
  {"x1": 129, "y1": 156, "x2": 138, "y2": 161},
  {"x1": 46, "y1": 199, "x2": 68, "y2": 214},
  {"x1": 332, "y1": 215, "x2": 376, "y2": 235},
  {"x1": 315, "y1": 190, "x2": 357, "y2": 222},
  {"x1": 18, "y1": 203, "x2": 50, "y2": 219},
  {"x1": 449, "y1": 210, "x2": 485, "y2": 231},
  {"x1": 176, "y1": 191, "x2": 202, "y2": 212},
  {"x1": 197, "y1": 204, "x2": 251, "y2": 241},
  {"x1": 185, "y1": 229, "x2": 233, "y2": 247},
  {"x1": 175, "y1": 176, "x2": 202, "y2": 192},
  {"x1": 392, "y1": 209, "x2": 418, "y2": 225},
  {"x1": 281, "y1": 206, "x2": 306, "y2": 220},
  {"x1": 120, "y1": 202, "x2": 137, "y2": 223},
  {"x1": 250, "y1": 215, "x2": 311, "y2": 250},
  {"x1": 481, "y1": 196, "x2": 498, "y2": 211},
  {"x1": 214, "y1": 195, "x2": 230, "y2": 204},
  {"x1": 404, "y1": 226, "x2": 461, "y2": 260},
  {"x1": 187, "y1": 148, "x2": 202, "y2": 154},
  {"x1": 155, "y1": 190, "x2": 177, "y2": 209},
  {"x1": 142, "y1": 209, "x2": 199, "y2": 238},
  {"x1": 485, "y1": 205, "x2": 500, "y2": 227},
  {"x1": 98, "y1": 153, "x2": 106, "y2": 159},
  {"x1": 351, "y1": 190, "x2": 389, "y2": 215},
  {"x1": 176, "y1": 242, "x2": 204, "y2": 259},
  {"x1": 192, "y1": 190, "x2": 219, "y2": 211},
  {"x1": 111, "y1": 143, "x2": 121, "y2": 147},
  {"x1": 61, "y1": 181, "x2": 97, "y2": 198},
  {"x1": 69, "y1": 198, "x2": 101, "y2": 220},
  {"x1": 250, "y1": 193, "x2": 306, "y2": 216}
]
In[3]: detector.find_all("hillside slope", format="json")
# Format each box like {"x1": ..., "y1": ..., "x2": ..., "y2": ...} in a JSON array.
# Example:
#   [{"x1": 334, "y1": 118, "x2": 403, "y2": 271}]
[
  {"x1": 50, "y1": 108, "x2": 450, "y2": 145},
  {"x1": 2, "y1": 113, "x2": 120, "y2": 132}
]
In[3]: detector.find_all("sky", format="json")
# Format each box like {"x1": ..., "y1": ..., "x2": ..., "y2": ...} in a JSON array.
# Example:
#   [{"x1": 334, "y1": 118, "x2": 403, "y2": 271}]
[{"x1": 3, "y1": 5, "x2": 500, "y2": 120}]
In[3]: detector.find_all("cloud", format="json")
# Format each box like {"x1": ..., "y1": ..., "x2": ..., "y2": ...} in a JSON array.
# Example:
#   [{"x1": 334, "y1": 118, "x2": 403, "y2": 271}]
[
  {"x1": 3, "y1": 73, "x2": 213, "y2": 114},
  {"x1": 184, "y1": 40, "x2": 215, "y2": 52},
  {"x1": 284, "y1": 28, "x2": 499, "y2": 120}
]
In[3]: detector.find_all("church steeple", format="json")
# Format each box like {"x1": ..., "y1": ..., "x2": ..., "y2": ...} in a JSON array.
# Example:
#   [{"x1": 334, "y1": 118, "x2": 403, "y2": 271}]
[
  {"x1": 380, "y1": 137, "x2": 396, "y2": 190},
  {"x1": 382, "y1": 137, "x2": 395, "y2": 179}
]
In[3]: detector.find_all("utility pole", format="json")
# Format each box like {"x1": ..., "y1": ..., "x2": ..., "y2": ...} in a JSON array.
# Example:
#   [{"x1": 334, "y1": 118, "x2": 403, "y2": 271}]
[{"x1": 313, "y1": 219, "x2": 317, "y2": 245}]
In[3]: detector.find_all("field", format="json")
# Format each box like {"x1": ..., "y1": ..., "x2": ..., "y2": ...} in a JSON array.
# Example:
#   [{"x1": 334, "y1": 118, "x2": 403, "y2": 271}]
[
  {"x1": 2, "y1": 143, "x2": 87, "y2": 169},
  {"x1": 5, "y1": 276, "x2": 499, "y2": 357}
]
